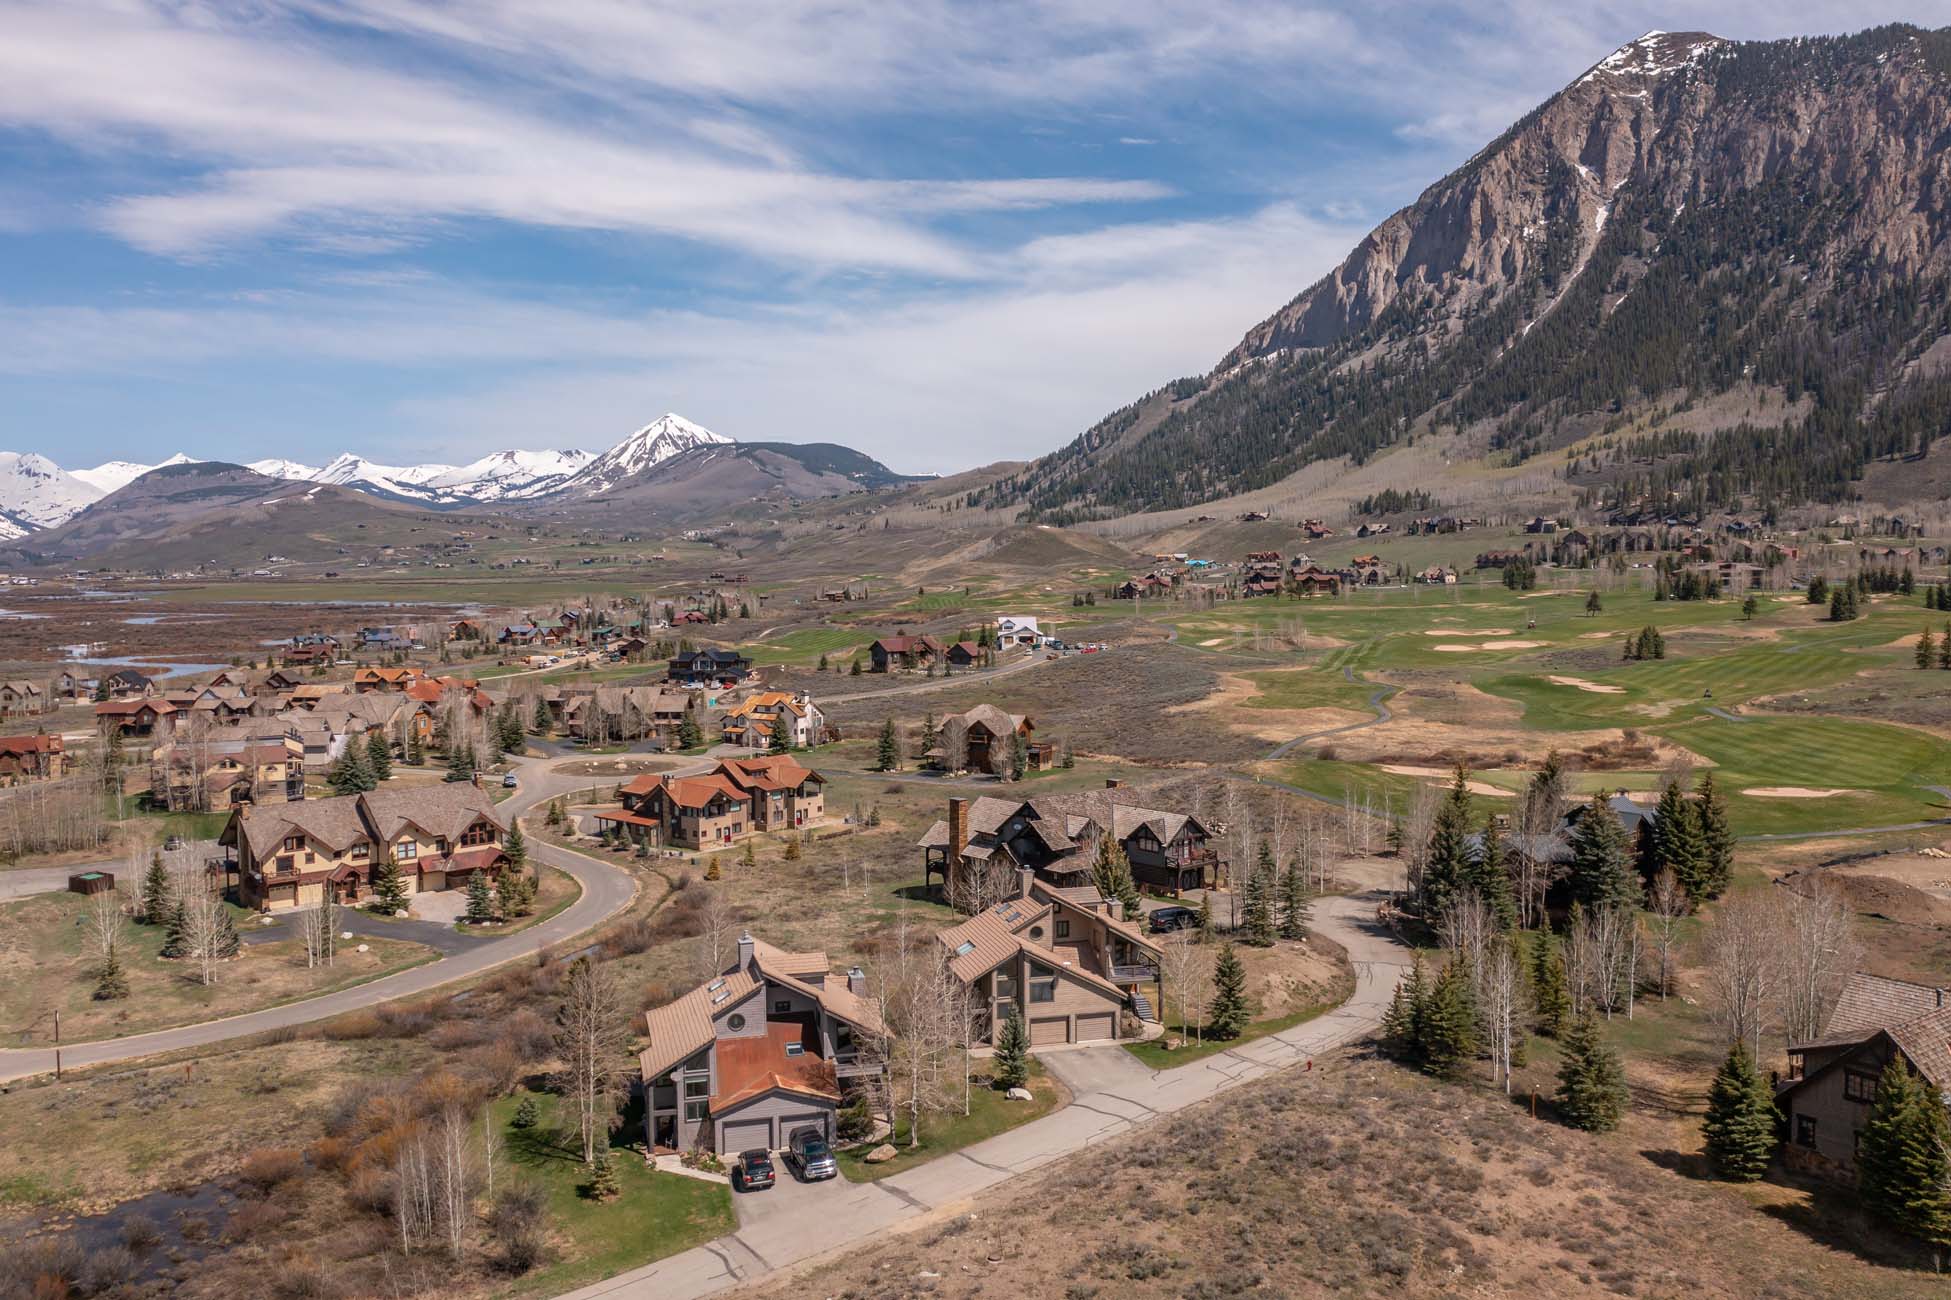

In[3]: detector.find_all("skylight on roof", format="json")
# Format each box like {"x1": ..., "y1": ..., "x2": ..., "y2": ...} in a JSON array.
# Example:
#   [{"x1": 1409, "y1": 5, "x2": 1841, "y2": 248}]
[
  {"x1": 711, "y1": 989, "x2": 731, "y2": 1005},
  {"x1": 953, "y1": 940, "x2": 976, "y2": 957},
  {"x1": 784, "y1": 1043, "x2": 805, "y2": 1057},
  {"x1": 707, "y1": 978, "x2": 726, "y2": 992}
]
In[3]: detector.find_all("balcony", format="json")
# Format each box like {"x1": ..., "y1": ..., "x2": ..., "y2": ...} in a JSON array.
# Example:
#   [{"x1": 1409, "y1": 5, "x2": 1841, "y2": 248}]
[{"x1": 1109, "y1": 962, "x2": 1159, "y2": 984}]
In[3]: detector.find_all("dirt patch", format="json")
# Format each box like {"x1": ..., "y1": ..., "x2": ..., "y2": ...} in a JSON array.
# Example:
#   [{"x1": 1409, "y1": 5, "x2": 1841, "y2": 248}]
[
  {"x1": 1746, "y1": 786, "x2": 1854, "y2": 799},
  {"x1": 1781, "y1": 867, "x2": 1951, "y2": 926},
  {"x1": 1546, "y1": 674, "x2": 1624, "y2": 694}
]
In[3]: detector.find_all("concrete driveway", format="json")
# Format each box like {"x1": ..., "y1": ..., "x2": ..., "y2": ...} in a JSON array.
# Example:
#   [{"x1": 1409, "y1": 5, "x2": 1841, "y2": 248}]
[{"x1": 1035, "y1": 1040, "x2": 1156, "y2": 1096}]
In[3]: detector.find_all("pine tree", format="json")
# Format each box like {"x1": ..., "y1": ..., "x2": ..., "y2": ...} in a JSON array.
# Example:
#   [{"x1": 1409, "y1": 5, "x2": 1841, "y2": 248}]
[
  {"x1": 1694, "y1": 771, "x2": 1734, "y2": 898},
  {"x1": 1858, "y1": 1057, "x2": 1951, "y2": 1263},
  {"x1": 875, "y1": 719, "x2": 900, "y2": 772},
  {"x1": 1207, "y1": 943, "x2": 1250, "y2": 1039},
  {"x1": 366, "y1": 729, "x2": 393, "y2": 782},
  {"x1": 1421, "y1": 766, "x2": 1475, "y2": 915},
  {"x1": 1196, "y1": 893, "x2": 1214, "y2": 943},
  {"x1": 212, "y1": 906, "x2": 240, "y2": 959},
  {"x1": 993, "y1": 1009, "x2": 1030, "y2": 1090},
  {"x1": 405, "y1": 727, "x2": 424, "y2": 766},
  {"x1": 465, "y1": 870, "x2": 496, "y2": 924},
  {"x1": 705, "y1": 854, "x2": 722, "y2": 881},
  {"x1": 585, "y1": 1145, "x2": 621, "y2": 1201},
  {"x1": 329, "y1": 742, "x2": 375, "y2": 795},
  {"x1": 1555, "y1": 1011, "x2": 1628, "y2": 1132},
  {"x1": 159, "y1": 899, "x2": 190, "y2": 958},
  {"x1": 1567, "y1": 793, "x2": 1639, "y2": 910},
  {"x1": 1471, "y1": 813, "x2": 1518, "y2": 931},
  {"x1": 93, "y1": 947, "x2": 130, "y2": 1001},
  {"x1": 1702, "y1": 1042, "x2": 1777, "y2": 1181},
  {"x1": 1939, "y1": 622, "x2": 1951, "y2": 670},
  {"x1": 370, "y1": 856, "x2": 409, "y2": 913},
  {"x1": 1585, "y1": 589, "x2": 1602, "y2": 616},
  {"x1": 141, "y1": 851, "x2": 172, "y2": 924},
  {"x1": 676, "y1": 706, "x2": 704, "y2": 751},
  {"x1": 512, "y1": 1095, "x2": 539, "y2": 1129},
  {"x1": 1420, "y1": 959, "x2": 1479, "y2": 1079},
  {"x1": 1920, "y1": 628, "x2": 1937, "y2": 670},
  {"x1": 1529, "y1": 931, "x2": 1570, "y2": 1037},
  {"x1": 1242, "y1": 845, "x2": 1277, "y2": 947},
  {"x1": 532, "y1": 696, "x2": 553, "y2": 732},
  {"x1": 1009, "y1": 730, "x2": 1029, "y2": 780},
  {"x1": 1091, "y1": 835, "x2": 1141, "y2": 921},
  {"x1": 1380, "y1": 962, "x2": 1421, "y2": 1061},
  {"x1": 1653, "y1": 779, "x2": 1709, "y2": 901},
  {"x1": 1278, "y1": 857, "x2": 1311, "y2": 940},
  {"x1": 447, "y1": 740, "x2": 476, "y2": 783}
]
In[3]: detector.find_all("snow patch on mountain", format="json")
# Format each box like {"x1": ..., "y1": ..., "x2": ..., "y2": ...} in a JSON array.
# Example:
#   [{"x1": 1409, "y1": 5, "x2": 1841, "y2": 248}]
[
  {"x1": 428, "y1": 448, "x2": 594, "y2": 501},
  {"x1": 71, "y1": 453, "x2": 199, "y2": 496},
  {"x1": 0, "y1": 452, "x2": 107, "y2": 531},
  {"x1": 559, "y1": 414, "x2": 730, "y2": 496},
  {"x1": 246, "y1": 458, "x2": 323, "y2": 481}
]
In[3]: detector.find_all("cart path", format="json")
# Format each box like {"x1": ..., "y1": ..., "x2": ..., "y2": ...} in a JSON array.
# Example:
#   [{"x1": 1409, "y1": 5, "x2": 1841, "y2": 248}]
[
  {"x1": 551, "y1": 889, "x2": 1410, "y2": 1300},
  {"x1": 0, "y1": 755, "x2": 638, "y2": 1082}
]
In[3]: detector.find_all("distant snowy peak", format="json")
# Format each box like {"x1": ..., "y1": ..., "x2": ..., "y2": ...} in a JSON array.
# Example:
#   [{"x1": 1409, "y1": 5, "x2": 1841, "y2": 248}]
[
  {"x1": 309, "y1": 453, "x2": 469, "y2": 505},
  {"x1": 429, "y1": 447, "x2": 594, "y2": 501},
  {"x1": 562, "y1": 414, "x2": 732, "y2": 496},
  {"x1": 1580, "y1": 29, "x2": 1725, "y2": 84},
  {"x1": 0, "y1": 452, "x2": 105, "y2": 530},
  {"x1": 246, "y1": 457, "x2": 322, "y2": 481},
  {"x1": 72, "y1": 452, "x2": 199, "y2": 496}
]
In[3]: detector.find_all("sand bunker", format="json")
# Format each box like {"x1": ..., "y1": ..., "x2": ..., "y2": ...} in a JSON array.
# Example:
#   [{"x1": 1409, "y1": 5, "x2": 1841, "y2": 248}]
[
  {"x1": 1746, "y1": 786, "x2": 1855, "y2": 799},
  {"x1": 1432, "y1": 640, "x2": 1546, "y2": 652},
  {"x1": 1378, "y1": 765, "x2": 1513, "y2": 797},
  {"x1": 1546, "y1": 675, "x2": 1625, "y2": 694},
  {"x1": 1422, "y1": 628, "x2": 1512, "y2": 636},
  {"x1": 1579, "y1": 631, "x2": 1616, "y2": 640},
  {"x1": 1198, "y1": 637, "x2": 1227, "y2": 647}
]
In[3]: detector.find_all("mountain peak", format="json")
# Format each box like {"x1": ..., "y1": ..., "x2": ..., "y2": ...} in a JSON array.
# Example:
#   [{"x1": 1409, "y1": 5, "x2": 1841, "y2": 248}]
[
  {"x1": 561, "y1": 413, "x2": 734, "y2": 496},
  {"x1": 1581, "y1": 29, "x2": 1724, "y2": 84}
]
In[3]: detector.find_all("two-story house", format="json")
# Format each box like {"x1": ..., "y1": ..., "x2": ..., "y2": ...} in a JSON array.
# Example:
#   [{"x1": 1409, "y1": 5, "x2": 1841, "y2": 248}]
[
  {"x1": 720, "y1": 691, "x2": 825, "y2": 750},
  {"x1": 925, "y1": 704, "x2": 1052, "y2": 775},
  {"x1": 220, "y1": 782, "x2": 508, "y2": 910},
  {"x1": 95, "y1": 698, "x2": 179, "y2": 739},
  {"x1": 919, "y1": 786, "x2": 1222, "y2": 908},
  {"x1": 0, "y1": 733, "x2": 66, "y2": 785},
  {"x1": 594, "y1": 756, "x2": 826, "y2": 850},
  {"x1": 640, "y1": 932, "x2": 888, "y2": 1155},
  {"x1": 936, "y1": 870, "x2": 1162, "y2": 1046},
  {"x1": 667, "y1": 648, "x2": 752, "y2": 688},
  {"x1": 0, "y1": 680, "x2": 47, "y2": 718},
  {"x1": 153, "y1": 734, "x2": 306, "y2": 812},
  {"x1": 868, "y1": 634, "x2": 944, "y2": 672},
  {"x1": 1776, "y1": 972, "x2": 1951, "y2": 1181}
]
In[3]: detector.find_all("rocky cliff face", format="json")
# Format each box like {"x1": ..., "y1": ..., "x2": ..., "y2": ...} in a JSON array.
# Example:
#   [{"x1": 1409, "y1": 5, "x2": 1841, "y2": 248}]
[{"x1": 994, "y1": 26, "x2": 1951, "y2": 520}]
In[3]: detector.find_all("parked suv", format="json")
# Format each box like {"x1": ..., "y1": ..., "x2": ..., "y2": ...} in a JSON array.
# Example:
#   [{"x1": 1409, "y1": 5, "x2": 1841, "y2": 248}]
[
  {"x1": 1148, "y1": 905, "x2": 1199, "y2": 933},
  {"x1": 734, "y1": 1149, "x2": 775, "y2": 1192},
  {"x1": 786, "y1": 1128, "x2": 837, "y2": 1181}
]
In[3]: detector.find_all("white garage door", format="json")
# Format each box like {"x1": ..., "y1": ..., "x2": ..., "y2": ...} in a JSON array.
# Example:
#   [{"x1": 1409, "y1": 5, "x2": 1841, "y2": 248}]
[
  {"x1": 719, "y1": 1117, "x2": 772, "y2": 1155},
  {"x1": 1073, "y1": 1013, "x2": 1116, "y2": 1042},
  {"x1": 1029, "y1": 1016, "x2": 1069, "y2": 1047},
  {"x1": 777, "y1": 1112, "x2": 828, "y2": 1147}
]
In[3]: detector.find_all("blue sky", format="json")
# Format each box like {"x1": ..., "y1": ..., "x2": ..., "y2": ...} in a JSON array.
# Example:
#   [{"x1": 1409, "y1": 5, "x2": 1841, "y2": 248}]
[{"x1": 2, "y1": 1, "x2": 1947, "y2": 475}]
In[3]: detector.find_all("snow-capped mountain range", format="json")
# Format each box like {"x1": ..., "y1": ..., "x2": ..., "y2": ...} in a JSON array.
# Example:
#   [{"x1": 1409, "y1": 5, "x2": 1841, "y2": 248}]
[{"x1": 1, "y1": 414, "x2": 731, "y2": 531}]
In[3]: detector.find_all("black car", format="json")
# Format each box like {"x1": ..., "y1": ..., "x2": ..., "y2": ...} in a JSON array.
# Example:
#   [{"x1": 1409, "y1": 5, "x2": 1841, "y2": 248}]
[
  {"x1": 785, "y1": 1128, "x2": 837, "y2": 1181},
  {"x1": 1148, "y1": 905, "x2": 1198, "y2": 933},
  {"x1": 734, "y1": 1149, "x2": 775, "y2": 1192}
]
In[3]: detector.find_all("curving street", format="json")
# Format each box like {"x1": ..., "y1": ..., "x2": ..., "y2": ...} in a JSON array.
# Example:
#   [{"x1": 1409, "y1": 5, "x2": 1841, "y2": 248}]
[{"x1": 0, "y1": 755, "x2": 638, "y2": 1083}]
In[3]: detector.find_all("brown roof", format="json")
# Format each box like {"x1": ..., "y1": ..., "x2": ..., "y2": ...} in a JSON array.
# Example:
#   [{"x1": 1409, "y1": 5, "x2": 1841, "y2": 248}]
[
  {"x1": 1885, "y1": 1008, "x2": 1951, "y2": 1092},
  {"x1": 1823, "y1": 973, "x2": 1945, "y2": 1039},
  {"x1": 0, "y1": 734, "x2": 60, "y2": 755},
  {"x1": 711, "y1": 1020, "x2": 839, "y2": 1112}
]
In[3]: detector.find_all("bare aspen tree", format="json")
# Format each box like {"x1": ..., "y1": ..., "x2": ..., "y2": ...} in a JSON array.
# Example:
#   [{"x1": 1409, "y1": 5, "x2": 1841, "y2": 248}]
[
  {"x1": 1645, "y1": 868, "x2": 1687, "y2": 1002},
  {"x1": 695, "y1": 885, "x2": 740, "y2": 979},
  {"x1": 878, "y1": 910, "x2": 961, "y2": 1147},
  {"x1": 172, "y1": 860, "x2": 227, "y2": 988},
  {"x1": 1437, "y1": 891, "x2": 1497, "y2": 1002},
  {"x1": 1483, "y1": 937, "x2": 1521, "y2": 1094},
  {"x1": 481, "y1": 1105, "x2": 501, "y2": 1203},
  {"x1": 553, "y1": 956, "x2": 631, "y2": 1164},
  {"x1": 1400, "y1": 784, "x2": 1440, "y2": 900},
  {"x1": 1701, "y1": 890, "x2": 1788, "y2": 1061},
  {"x1": 1158, "y1": 934, "x2": 1213, "y2": 1043},
  {"x1": 397, "y1": 1129, "x2": 435, "y2": 1252},
  {"x1": 1588, "y1": 905, "x2": 1636, "y2": 1020},
  {"x1": 434, "y1": 1103, "x2": 474, "y2": 1259},
  {"x1": 1780, "y1": 879, "x2": 1861, "y2": 1046},
  {"x1": 300, "y1": 903, "x2": 329, "y2": 969},
  {"x1": 1564, "y1": 906, "x2": 1597, "y2": 1016},
  {"x1": 84, "y1": 888, "x2": 129, "y2": 972}
]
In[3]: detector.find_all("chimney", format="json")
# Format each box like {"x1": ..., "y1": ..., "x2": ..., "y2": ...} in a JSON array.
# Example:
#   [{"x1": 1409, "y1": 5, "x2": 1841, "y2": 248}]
[
  {"x1": 737, "y1": 931, "x2": 755, "y2": 970},
  {"x1": 239, "y1": 803, "x2": 251, "y2": 820},
  {"x1": 848, "y1": 966, "x2": 867, "y2": 997},
  {"x1": 948, "y1": 797, "x2": 969, "y2": 861},
  {"x1": 1104, "y1": 778, "x2": 1122, "y2": 790},
  {"x1": 1017, "y1": 866, "x2": 1033, "y2": 901},
  {"x1": 1108, "y1": 899, "x2": 1124, "y2": 922}
]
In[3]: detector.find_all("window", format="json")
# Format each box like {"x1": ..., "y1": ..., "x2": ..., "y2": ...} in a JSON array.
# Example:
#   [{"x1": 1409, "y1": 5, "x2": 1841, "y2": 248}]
[
  {"x1": 435, "y1": 838, "x2": 450, "y2": 856},
  {"x1": 774, "y1": 1000, "x2": 791, "y2": 1015},
  {"x1": 461, "y1": 822, "x2": 494, "y2": 847},
  {"x1": 683, "y1": 1078, "x2": 709, "y2": 1098},
  {"x1": 1786, "y1": 1053, "x2": 1805, "y2": 1081},
  {"x1": 283, "y1": 835, "x2": 305, "y2": 853},
  {"x1": 1029, "y1": 925, "x2": 1045, "y2": 941},
  {"x1": 396, "y1": 840, "x2": 417, "y2": 861},
  {"x1": 727, "y1": 1013, "x2": 746, "y2": 1031},
  {"x1": 1055, "y1": 919, "x2": 1071, "y2": 940},
  {"x1": 1795, "y1": 1114, "x2": 1818, "y2": 1148},
  {"x1": 683, "y1": 1100, "x2": 707, "y2": 1122},
  {"x1": 1030, "y1": 977, "x2": 1057, "y2": 1004},
  {"x1": 349, "y1": 842, "x2": 368, "y2": 859},
  {"x1": 993, "y1": 973, "x2": 1017, "y2": 999},
  {"x1": 1844, "y1": 1070, "x2": 1879, "y2": 1104}
]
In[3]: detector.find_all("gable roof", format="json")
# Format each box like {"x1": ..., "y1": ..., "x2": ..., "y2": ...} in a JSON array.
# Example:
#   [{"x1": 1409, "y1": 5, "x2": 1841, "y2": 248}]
[{"x1": 1823, "y1": 972, "x2": 1945, "y2": 1040}]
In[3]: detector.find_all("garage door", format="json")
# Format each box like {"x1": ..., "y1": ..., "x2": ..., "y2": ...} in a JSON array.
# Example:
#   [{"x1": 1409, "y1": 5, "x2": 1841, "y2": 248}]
[
  {"x1": 777, "y1": 1112, "x2": 828, "y2": 1147},
  {"x1": 1073, "y1": 1013, "x2": 1115, "y2": 1042},
  {"x1": 719, "y1": 1117, "x2": 772, "y2": 1155},
  {"x1": 1029, "y1": 1016, "x2": 1069, "y2": 1047}
]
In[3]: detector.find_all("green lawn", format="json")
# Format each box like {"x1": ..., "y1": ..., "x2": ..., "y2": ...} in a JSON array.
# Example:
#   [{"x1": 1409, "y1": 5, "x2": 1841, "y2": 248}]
[
  {"x1": 837, "y1": 1058, "x2": 1061, "y2": 1182},
  {"x1": 492, "y1": 1090, "x2": 735, "y2": 1298},
  {"x1": 1123, "y1": 995, "x2": 1342, "y2": 1069}
]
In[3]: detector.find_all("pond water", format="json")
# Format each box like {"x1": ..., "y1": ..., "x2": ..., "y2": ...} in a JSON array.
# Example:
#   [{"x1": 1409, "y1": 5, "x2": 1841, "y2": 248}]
[
  {"x1": 17, "y1": 1178, "x2": 237, "y2": 1289},
  {"x1": 65, "y1": 655, "x2": 229, "y2": 677}
]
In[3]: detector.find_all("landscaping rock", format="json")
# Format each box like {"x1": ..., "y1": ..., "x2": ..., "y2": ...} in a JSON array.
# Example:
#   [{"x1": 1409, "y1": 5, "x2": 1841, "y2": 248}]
[
  {"x1": 863, "y1": 1143, "x2": 899, "y2": 1164},
  {"x1": 355, "y1": 943, "x2": 369, "y2": 953},
  {"x1": 1165, "y1": 1036, "x2": 1184, "y2": 1051},
  {"x1": 1005, "y1": 1086, "x2": 1033, "y2": 1102}
]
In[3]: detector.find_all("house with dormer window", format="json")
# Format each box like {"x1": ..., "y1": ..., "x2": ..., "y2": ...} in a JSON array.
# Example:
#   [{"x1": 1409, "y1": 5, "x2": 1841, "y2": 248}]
[{"x1": 640, "y1": 933, "x2": 888, "y2": 1154}]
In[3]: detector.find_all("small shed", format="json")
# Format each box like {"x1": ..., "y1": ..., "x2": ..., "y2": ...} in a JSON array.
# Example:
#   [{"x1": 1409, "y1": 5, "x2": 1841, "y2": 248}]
[{"x1": 68, "y1": 870, "x2": 115, "y2": 896}]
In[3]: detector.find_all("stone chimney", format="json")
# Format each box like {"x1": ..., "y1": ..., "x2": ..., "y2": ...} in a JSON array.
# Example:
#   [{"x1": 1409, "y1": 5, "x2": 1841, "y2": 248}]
[
  {"x1": 948, "y1": 797, "x2": 969, "y2": 861},
  {"x1": 737, "y1": 931, "x2": 755, "y2": 970},
  {"x1": 848, "y1": 966, "x2": 867, "y2": 996},
  {"x1": 1017, "y1": 866, "x2": 1034, "y2": 901},
  {"x1": 1108, "y1": 898, "x2": 1124, "y2": 922}
]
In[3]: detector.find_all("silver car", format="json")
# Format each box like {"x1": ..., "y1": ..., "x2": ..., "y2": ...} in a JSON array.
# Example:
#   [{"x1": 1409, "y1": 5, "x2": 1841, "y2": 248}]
[{"x1": 786, "y1": 1128, "x2": 837, "y2": 1181}]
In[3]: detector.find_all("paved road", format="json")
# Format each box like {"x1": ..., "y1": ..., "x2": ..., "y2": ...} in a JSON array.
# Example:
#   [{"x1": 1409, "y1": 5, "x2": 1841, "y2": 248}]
[
  {"x1": 821, "y1": 648, "x2": 1052, "y2": 704},
  {"x1": 0, "y1": 756, "x2": 639, "y2": 1082},
  {"x1": 0, "y1": 866, "x2": 97, "y2": 901},
  {"x1": 552, "y1": 889, "x2": 1409, "y2": 1300}
]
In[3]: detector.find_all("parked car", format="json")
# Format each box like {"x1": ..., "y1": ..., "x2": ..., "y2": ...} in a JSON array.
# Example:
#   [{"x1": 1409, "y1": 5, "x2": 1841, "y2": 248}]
[
  {"x1": 785, "y1": 1128, "x2": 837, "y2": 1181},
  {"x1": 734, "y1": 1149, "x2": 775, "y2": 1192},
  {"x1": 1148, "y1": 905, "x2": 1199, "y2": 933},
  {"x1": 501, "y1": 771, "x2": 519, "y2": 788},
  {"x1": 163, "y1": 834, "x2": 186, "y2": 851}
]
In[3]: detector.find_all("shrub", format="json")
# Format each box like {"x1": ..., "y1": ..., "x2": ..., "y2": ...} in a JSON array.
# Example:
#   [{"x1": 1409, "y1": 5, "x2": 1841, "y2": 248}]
[
  {"x1": 80, "y1": 1242, "x2": 139, "y2": 1295},
  {"x1": 121, "y1": 1214, "x2": 161, "y2": 1252},
  {"x1": 273, "y1": 1260, "x2": 342, "y2": 1300},
  {"x1": 489, "y1": 1182, "x2": 549, "y2": 1274},
  {"x1": 307, "y1": 1136, "x2": 351, "y2": 1173},
  {"x1": 239, "y1": 1147, "x2": 306, "y2": 1192},
  {"x1": 346, "y1": 1167, "x2": 395, "y2": 1215},
  {"x1": 227, "y1": 1199, "x2": 291, "y2": 1241},
  {"x1": 0, "y1": 1238, "x2": 85, "y2": 1299}
]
